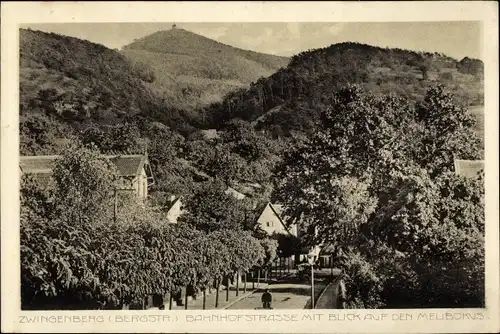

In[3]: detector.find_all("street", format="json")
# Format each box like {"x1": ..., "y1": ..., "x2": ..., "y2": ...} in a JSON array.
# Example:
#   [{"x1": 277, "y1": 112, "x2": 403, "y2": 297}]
[{"x1": 226, "y1": 268, "x2": 341, "y2": 309}]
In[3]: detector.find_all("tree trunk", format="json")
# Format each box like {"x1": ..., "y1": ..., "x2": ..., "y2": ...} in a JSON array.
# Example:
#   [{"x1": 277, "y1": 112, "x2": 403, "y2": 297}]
[
  {"x1": 236, "y1": 272, "x2": 240, "y2": 297},
  {"x1": 184, "y1": 287, "x2": 188, "y2": 310},
  {"x1": 226, "y1": 276, "x2": 229, "y2": 302},
  {"x1": 257, "y1": 268, "x2": 261, "y2": 287},
  {"x1": 169, "y1": 293, "x2": 173, "y2": 310},
  {"x1": 215, "y1": 279, "x2": 220, "y2": 308},
  {"x1": 244, "y1": 272, "x2": 247, "y2": 293},
  {"x1": 202, "y1": 289, "x2": 206, "y2": 310}
]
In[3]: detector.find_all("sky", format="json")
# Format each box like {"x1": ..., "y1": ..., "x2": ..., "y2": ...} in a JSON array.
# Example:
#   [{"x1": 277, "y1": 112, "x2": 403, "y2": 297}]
[{"x1": 22, "y1": 22, "x2": 482, "y2": 60}]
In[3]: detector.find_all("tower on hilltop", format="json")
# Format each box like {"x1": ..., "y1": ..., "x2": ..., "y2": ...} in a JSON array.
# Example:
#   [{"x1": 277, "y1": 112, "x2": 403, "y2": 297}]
[{"x1": 172, "y1": 23, "x2": 177, "y2": 30}]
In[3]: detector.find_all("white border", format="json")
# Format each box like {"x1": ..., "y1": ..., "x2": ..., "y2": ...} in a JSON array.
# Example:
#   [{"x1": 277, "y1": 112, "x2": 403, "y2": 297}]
[{"x1": 1, "y1": 1, "x2": 499, "y2": 333}]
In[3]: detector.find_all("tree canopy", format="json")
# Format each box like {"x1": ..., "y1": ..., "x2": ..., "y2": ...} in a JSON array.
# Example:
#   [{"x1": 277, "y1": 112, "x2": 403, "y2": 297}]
[
  {"x1": 273, "y1": 85, "x2": 484, "y2": 308},
  {"x1": 20, "y1": 145, "x2": 269, "y2": 310}
]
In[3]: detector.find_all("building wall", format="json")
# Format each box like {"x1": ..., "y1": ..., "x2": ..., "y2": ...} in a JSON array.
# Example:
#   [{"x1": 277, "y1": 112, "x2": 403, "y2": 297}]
[
  {"x1": 167, "y1": 199, "x2": 183, "y2": 224},
  {"x1": 257, "y1": 204, "x2": 290, "y2": 235},
  {"x1": 132, "y1": 168, "x2": 148, "y2": 200},
  {"x1": 139, "y1": 168, "x2": 148, "y2": 199}
]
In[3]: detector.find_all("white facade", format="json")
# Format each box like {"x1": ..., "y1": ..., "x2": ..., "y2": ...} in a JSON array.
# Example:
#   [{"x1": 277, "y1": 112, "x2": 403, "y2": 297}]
[
  {"x1": 166, "y1": 198, "x2": 184, "y2": 224},
  {"x1": 256, "y1": 203, "x2": 297, "y2": 237}
]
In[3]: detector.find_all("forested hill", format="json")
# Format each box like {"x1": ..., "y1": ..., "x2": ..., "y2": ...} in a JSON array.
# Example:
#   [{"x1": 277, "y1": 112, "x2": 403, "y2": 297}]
[
  {"x1": 18, "y1": 28, "x2": 286, "y2": 206},
  {"x1": 205, "y1": 42, "x2": 484, "y2": 137},
  {"x1": 121, "y1": 28, "x2": 289, "y2": 112},
  {"x1": 19, "y1": 28, "x2": 170, "y2": 154}
]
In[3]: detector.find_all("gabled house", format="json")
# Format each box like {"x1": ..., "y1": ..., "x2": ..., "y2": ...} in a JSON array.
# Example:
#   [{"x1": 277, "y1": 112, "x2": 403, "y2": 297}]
[
  {"x1": 256, "y1": 202, "x2": 298, "y2": 237},
  {"x1": 454, "y1": 159, "x2": 484, "y2": 178},
  {"x1": 165, "y1": 196, "x2": 184, "y2": 224},
  {"x1": 19, "y1": 154, "x2": 154, "y2": 200}
]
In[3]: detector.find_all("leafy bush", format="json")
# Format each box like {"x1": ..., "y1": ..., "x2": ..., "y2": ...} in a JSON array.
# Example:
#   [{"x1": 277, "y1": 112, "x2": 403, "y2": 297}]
[{"x1": 341, "y1": 250, "x2": 384, "y2": 309}]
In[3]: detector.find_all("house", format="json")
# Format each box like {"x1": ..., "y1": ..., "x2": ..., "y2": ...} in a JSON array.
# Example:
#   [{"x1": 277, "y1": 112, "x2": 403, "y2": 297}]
[
  {"x1": 454, "y1": 159, "x2": 484, "y2": 178},
  {"x1": 317, "y1": 244, "x2": 336, "y2": 268},
  {"x1": 200, "y1": 129, "x2": 219, "y2": 140},
  {"x1": 225, "y1": 186, "x2": 246, "y2": 200},
  {"x1": 19, "y1": 154, "x2": 154, "y2": 200},
  {"x1": 256, "y1": 202, "x2": 298, "y2": 237},
  {"x1": 165, "y1": 196, "x2": 184, "y2": 224}
]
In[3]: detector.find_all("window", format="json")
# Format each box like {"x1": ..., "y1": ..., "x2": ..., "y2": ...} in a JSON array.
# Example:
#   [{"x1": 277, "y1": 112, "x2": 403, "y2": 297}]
[{"x1": 266, "y1": 222, "x2": 274, "y2": 227}]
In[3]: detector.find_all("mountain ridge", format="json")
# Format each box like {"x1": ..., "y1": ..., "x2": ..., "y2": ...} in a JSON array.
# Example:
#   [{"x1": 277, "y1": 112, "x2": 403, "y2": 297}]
[
  {"x1": 122, "y1": 28, "x2": 289, "y2": 67},
  {"x1": 121, "y1": 28, "x2": 290, "y2": 112},
  {"x1": 204, "y1": 41, "x2": 484, "y2": 138}
]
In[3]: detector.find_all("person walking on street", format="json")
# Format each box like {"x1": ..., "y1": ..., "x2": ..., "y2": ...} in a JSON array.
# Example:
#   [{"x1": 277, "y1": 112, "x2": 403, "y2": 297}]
[
  {"x1": 338, "y1": 272, "x2": 347, "y2": 309},
  {"x1": 261, "y1": 289, "x2": 272, "y2": 309}
]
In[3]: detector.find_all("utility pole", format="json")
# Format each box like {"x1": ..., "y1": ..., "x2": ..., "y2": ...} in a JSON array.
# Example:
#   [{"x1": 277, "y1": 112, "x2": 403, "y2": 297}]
[
  {"x1": 307, "y1": 248, "x2": 318, "y2": 309},
  {"x1": 311, "y1": 262, "x2": 315, "y2": 309}
]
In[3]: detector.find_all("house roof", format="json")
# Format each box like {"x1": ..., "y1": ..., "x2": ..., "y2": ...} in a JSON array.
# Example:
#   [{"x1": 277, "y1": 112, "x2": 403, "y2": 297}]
[
  {"x1": 105, "y1": 155, "x2": 149, "y2": 177},
  {"x1": 19, "y1": 155, "x2": 59, "y2": 173},
  {"x1": 20, "y1": 154, "x2": 150, "y2": 178},
  {"x1": 269, "y1": 203, "x2": 284, "y2": 217},
  {"x1": 166, "y1": 197, "x2": 183, "y2": 213},
  {"x1": 225, "y1": 186, "x2": 246, "y2": 200},
  {"x1": 454, "y1": 159, "x2": 484, "y2": 178},
  {"x1": 258, "y1": 202, "x2": 295, "y2": 236},
  {"x1": 200, "y1": 129, "x2": 219, "y2": 140},
  {"x1": 229, "y1": 182, "x2": 262, "y2": 198},
  {"x1": 319, "y1": 244, "x2": 336, "y2": 256}
]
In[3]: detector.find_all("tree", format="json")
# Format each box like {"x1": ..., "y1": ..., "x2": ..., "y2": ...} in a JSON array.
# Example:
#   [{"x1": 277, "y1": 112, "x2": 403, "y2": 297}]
[
  {"x1": 220, "y1": 119, "x2": 273, "y2": 162},
  {"x1": 414, "y1": 84, "x2": 482, "y2": 173},
  {"x1": 210, "y1": 230, "x2": 265, "y2": 273},
  {"x1": 21, "y1": 144, "x2": 120, "y2": 309},
  {"x1": 20, "y1": 174, "x2": 55, "y2": 218},
  {"x1": 20, "y1": 143, "x2": 271, "y2": 310},
  {"x1": 51, "y1": 143, "x2": 119, "y2": 224},
  {"x1": 258, "y1": 238, "x2": 279, "y2": 267},
  {"x1": 273, "y1": 85, "x2": 485, "y2": 308},
  {"x1": 203, "y1": 144, "x2": 247, "y2": 183},
  {"x1": 179, "y1": 179, "x2": 257, "y2": 232},
  {"x1": 272, "y1": 233, "x2": 302, "y2": 259}
]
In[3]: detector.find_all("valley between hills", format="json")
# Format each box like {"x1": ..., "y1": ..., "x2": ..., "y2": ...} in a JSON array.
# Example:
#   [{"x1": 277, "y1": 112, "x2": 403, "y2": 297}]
[{"x1": 19, "y1": 25, "x2": 486, "y2": 310}]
